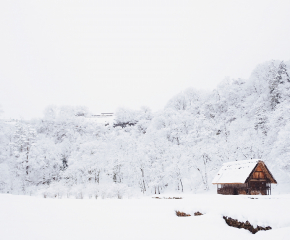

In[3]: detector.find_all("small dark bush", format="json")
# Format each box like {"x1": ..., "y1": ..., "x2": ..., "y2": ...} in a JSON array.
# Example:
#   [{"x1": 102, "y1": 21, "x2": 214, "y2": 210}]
[
  {"x1": 175, "y1": 211, "x2": 191, "y2": 217},
  {"x1": 194, "y1": 211, "x2": 203, "y2": 216}
]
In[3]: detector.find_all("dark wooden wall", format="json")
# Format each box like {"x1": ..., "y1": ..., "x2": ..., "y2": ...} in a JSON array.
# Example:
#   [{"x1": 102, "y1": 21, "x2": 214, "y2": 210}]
[{"x1": 217, "y1": 182, "x2": 271, "y2": 195}]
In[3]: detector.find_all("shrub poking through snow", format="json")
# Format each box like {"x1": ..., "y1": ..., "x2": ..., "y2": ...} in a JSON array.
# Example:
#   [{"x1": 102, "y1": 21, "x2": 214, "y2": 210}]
[
  {"x1": 175, "y1": 211, "x2": 191, "y2": 217},
  {"x1": 223, "y1": 216, "x2": 272, "y2": 234},
  {"x1": 194, "y1": 211, "x2": 203, "y2": 216}
]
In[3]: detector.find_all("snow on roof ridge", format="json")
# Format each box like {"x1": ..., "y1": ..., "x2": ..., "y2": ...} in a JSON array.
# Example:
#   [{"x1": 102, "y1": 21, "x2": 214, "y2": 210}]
[{"x1": 212, "y1": 159, "x2": 262, "y2": 184}]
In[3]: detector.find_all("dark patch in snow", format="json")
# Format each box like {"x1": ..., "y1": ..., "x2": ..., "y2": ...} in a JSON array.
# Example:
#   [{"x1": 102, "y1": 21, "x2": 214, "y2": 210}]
[
  {"x1": 175, "y1": 211, "x2": 191, "y2": 217},
  {"x1": 223, "y1": 216, "x2": 272, "y2": 234},
  {"x1": 152, "y1": 197, "x2": 182, "y2": 199},
  {"x1": 194, "y1": 211, "x2": 203, "y2": 216}
]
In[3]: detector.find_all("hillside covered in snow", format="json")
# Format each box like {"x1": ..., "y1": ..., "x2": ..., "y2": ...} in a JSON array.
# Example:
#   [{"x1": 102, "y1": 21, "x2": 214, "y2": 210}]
[{"x1": 0, "y1": 60, "x2": 290, "y2": 197}]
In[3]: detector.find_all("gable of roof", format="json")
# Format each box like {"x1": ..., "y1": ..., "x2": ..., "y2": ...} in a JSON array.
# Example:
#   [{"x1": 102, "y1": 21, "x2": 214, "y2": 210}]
[
  {"x1": 212, "y1": 159, "x2": 276, "y2": 184},
  {"x1": 245, "y1": 161, "x2": 277, "y2": 184}
]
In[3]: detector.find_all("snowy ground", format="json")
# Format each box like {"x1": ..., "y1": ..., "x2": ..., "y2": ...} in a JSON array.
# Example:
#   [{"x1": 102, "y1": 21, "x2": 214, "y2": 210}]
[{"x1": 0, "y1": 194, "x2": 289, "y2": 240}]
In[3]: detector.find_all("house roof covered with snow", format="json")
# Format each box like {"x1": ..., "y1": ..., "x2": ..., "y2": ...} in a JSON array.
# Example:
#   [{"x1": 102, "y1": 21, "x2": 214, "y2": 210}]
[{"x1": 212, "y1": 159, "x2": 277, "y2": 184}]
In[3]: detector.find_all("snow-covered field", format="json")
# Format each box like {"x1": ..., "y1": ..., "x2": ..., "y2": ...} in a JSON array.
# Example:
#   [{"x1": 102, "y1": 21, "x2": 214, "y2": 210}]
[{"x1": 0, "y1": 194, "x2": 289, "y2": 240}]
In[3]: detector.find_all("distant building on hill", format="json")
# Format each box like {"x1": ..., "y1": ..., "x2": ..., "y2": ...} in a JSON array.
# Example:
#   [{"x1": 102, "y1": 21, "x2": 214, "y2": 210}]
[
  {"x1": 85, "y1": 113, "x2": 114, "y2": 125},
  {"x1": 212, "y1": 160, "x2": 277, "y2": 195},
  {"x1": 91, "y1": 113, "x2": 114, "y2": 117}
]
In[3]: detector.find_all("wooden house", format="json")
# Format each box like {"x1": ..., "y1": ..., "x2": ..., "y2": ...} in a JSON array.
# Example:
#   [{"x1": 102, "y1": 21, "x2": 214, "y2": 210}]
[{"x1": 212, "y1": 160, "x2": 277, "y2": 195}]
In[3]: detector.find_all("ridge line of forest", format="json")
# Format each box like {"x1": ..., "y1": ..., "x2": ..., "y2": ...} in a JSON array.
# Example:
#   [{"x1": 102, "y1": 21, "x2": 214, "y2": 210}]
[{"x1": 0, "y1": 60, "x2": 290, "y2": 197}]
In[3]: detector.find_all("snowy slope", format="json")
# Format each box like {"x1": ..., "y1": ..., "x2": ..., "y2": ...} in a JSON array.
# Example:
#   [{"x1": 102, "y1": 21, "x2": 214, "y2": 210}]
[
  {"x1": 1, "y1": 60, "x2": 290, "y2": 197},
  {"x1": 0, "y1": 194, "x2": 289, "y2": 240}
]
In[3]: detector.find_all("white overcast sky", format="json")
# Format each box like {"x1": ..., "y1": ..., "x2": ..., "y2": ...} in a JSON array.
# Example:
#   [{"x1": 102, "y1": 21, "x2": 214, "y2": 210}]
[{"x1": 1, "y1": 0, "x2": 290, "y2": 119}]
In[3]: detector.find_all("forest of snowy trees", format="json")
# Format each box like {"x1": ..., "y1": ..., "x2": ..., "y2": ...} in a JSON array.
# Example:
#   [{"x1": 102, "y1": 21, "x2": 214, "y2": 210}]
[{"x1": 0, "y1": 60, "x2": 290, "y2": 198}]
